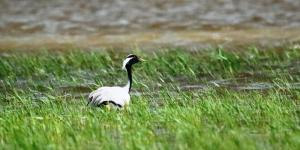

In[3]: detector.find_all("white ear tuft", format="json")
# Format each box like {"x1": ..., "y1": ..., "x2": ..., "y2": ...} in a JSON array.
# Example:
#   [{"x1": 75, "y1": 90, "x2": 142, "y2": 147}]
[{"x1": 122, "y1": 57, "x2": 132, "y2": 70}]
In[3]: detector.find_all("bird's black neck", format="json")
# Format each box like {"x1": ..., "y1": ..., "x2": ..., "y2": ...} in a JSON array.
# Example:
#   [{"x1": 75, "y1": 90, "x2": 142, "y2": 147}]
[{"x1": 125, "y1": 65, "x2": 132, "y2": 92}]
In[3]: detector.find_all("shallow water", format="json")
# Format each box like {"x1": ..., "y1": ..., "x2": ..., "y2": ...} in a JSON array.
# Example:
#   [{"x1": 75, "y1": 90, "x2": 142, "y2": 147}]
[
  {"x1": 0, "y1": 0, "x2": 300, "y2": 50},
  {"x1": 1, "y1": 28, "x2": 300, "y2": 51},
  {"x1": 1, "y1": 0, "x2": 300, "y2": 34}
]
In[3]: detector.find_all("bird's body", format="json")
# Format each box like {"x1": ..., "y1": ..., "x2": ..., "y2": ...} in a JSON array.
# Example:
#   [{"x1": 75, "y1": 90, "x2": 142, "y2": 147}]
[
  {"x1": 88, "y1": 86, "x2": 130, "y2": 107},
  {"x1": 87, "y1": 54, "x2": 142, "y2": 108}
]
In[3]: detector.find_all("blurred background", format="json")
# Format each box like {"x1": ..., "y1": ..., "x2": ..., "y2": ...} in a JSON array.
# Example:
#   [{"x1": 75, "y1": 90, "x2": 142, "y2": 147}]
[{"x1": 0, "y1": 0, "x2": 300, "y2": 50}]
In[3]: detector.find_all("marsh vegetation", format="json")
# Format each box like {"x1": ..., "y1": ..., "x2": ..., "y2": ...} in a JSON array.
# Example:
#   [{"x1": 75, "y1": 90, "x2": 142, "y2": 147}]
[{"x1": 0, "y1": 47, "x2": 299, "y2": 149}]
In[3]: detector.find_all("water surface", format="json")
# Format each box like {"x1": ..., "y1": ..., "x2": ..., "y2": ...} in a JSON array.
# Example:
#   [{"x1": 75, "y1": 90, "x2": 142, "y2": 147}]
[{"x1": 0, "y1": 0, "x2": 300, "y2": 50}]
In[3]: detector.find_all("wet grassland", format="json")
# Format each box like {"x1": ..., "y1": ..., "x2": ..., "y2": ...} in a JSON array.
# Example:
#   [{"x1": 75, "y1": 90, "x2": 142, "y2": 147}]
[{"x1": 0, "y1": 47, "x2": 300, "y2": 149}]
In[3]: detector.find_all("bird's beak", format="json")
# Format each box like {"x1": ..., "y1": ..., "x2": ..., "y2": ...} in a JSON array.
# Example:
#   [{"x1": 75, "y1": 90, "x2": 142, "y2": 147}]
[{"x1": 139, "y1": 58, "x2": 146, "y2": 62}]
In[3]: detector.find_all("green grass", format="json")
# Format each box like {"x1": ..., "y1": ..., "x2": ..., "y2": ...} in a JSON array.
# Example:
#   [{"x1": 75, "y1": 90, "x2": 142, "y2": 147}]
[{"x1": 0, "y1": 47, "x2": 300, "y2": 149}]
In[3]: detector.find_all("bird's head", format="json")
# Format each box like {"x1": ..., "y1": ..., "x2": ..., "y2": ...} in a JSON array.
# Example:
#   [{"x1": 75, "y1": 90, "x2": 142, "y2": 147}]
[{"x1": 122, "y1": 54, "x2": 144, "y2": 70}]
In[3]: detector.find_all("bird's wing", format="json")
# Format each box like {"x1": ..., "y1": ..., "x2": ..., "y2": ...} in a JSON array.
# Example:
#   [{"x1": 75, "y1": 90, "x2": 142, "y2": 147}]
[
  {"x1": 87, "y1": 87, "x2": 106, "y2": 105},
  {"x1": 88, "y1": 87, "x2": 130, "y2": 107}
]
